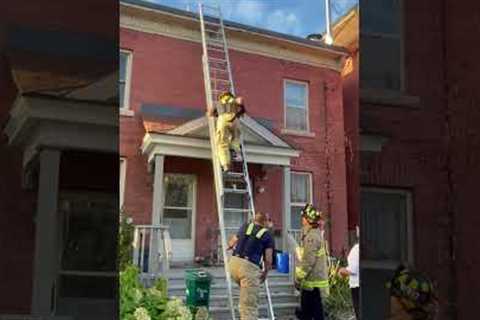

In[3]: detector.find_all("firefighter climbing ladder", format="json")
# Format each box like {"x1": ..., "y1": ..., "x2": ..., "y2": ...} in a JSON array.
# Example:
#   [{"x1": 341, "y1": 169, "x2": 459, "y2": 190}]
[{"x1": 198, "y1": 3, "x2": 275, "y2": 320}]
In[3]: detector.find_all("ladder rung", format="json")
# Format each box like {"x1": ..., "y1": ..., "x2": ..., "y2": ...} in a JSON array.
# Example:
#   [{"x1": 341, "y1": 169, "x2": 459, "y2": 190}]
[
  {"x1": 224, "y1": 171, "x2": 245, "y2": 178},
  {"x1": 202, "y1": 4, "x2": 220, "y2": 12},
  {"x1": 212, "y1": 78, "x2": 230, "y2": 84},
  {"x1": 224, "y1": 188, "x2": 249, "y2": 194},
  {"x1": 206, "y1": 42, "x2": 225, "y2": 49},
  {"x1": 207, "y1": 46, "x2": 225, "y2": 53},
  {"x1": 208, "y1": 57, "x2": 227, "y2": 64},
  {"x1": 224, "y1": 208, "x2": 250, "y2": 213},
  {"x1": 207, "y1": 38, "x2": 225, "y2": 45},
  {"x1": 210, "y1": 67, "x2": 228, "y2": 73}
]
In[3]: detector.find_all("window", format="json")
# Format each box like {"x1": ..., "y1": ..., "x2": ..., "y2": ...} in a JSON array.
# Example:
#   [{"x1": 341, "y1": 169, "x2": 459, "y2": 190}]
[
  {"x1": 120, "y1": 158, "x2": 126, "y2": 209},
  {"x1": 284, "y1": 80, "x2": 309, "y2": 132},
  {"x1": 360, "y1": 0, "x2": 402, "y2": 91},
  {"x1": 163, "y1": 175, "x2": 194, "y2": 239},
  {"x1": 59, "y1": 193, "x2": 117, "y2": 298},
  {"x1": 119, "y1": 50, "x2": 132, "y2": 110},
  {"x1": 290, "y1": 172, "x2": 312, "y2": 230},
  {"x1": 361, "y1": 187, "x2": 413, "y2": 264}
]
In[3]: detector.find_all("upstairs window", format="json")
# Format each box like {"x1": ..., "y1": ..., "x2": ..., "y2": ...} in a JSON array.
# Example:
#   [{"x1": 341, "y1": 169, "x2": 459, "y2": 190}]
[
  {"x1": 284, "y1": 80, "x2": 309, "y2": 132},
  {"x1": 360, "y1": 0, "x2": 403, "y2": 91},
  {"x1": 119, "y1": 50, "x2": 132, "y2": 109}
]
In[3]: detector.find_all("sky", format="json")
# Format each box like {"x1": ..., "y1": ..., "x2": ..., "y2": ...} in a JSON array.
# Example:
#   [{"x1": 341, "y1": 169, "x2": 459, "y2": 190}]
[{"x1": 147, "y1": 0, "x2": 358, "y2": 38}]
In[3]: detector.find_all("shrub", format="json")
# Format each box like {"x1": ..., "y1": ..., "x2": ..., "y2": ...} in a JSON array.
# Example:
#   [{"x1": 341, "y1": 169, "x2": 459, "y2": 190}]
[
  {"x1": 119, "y1": 212, "x2": 135, "y2": 271},
  {"x1": 324, "y1": 257, "x2": 355, "y2": 320},
  {"x1": 120, "y1": 264, "x2": 195, "y2": 320}
]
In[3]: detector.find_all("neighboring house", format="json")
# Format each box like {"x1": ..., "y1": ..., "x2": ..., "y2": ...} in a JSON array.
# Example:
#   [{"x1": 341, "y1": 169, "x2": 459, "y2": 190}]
[
  {"x1": 339, "y1": 1, "x2": 480, "y2": 320},
  {"x1": 119, "y1": 0, "x2": 351, "y2": 267},
  {"x1": 0, "y1": 9, "x2": 117, "y2": 320}
]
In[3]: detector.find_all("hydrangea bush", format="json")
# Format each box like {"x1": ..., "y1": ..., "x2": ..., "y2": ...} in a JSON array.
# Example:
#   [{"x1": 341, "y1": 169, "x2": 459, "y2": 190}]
[{"x1": 120, "y1": 265, "x2": 197, "y2": 320}]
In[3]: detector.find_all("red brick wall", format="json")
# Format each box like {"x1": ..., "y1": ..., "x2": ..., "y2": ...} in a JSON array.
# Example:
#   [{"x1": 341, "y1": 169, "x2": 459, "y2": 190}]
[
  {"x1": 120, "y1": 28, "x2": 349, "y2": 254},
  {"x1": 0, "y1": 57, "x2": 34, "y2": 313},
  {"x1": 353, "y1": 0, "x2": 480, "y2": 317}
]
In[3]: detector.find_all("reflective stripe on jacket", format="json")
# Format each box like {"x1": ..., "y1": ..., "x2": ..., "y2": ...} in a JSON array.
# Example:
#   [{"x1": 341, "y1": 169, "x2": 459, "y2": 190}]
[{"x1": 295, "y1": 226, "x2": 329, "y2": 292}]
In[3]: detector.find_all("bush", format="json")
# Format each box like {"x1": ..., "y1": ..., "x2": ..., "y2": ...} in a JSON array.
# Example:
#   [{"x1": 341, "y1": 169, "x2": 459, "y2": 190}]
[
  {"x1": 119, "y1": 212, "x2": 135, "y2": 271},
  {"x1": 120, "y1": 264, "x2": 196, "y2": 320},
  {"x1": 324, "y1": 258, "x2": 355, "y2": 320}
]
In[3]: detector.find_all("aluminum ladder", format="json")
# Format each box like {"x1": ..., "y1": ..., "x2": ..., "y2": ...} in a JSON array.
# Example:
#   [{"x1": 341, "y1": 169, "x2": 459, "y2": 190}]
[{"x1": 198, "y1": 3, "x2": 275, "y2": 320}]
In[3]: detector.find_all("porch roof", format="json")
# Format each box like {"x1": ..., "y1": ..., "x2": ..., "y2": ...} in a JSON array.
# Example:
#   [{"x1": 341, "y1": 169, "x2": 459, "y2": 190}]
[{"x1": 142, "y1": 115, "x2": 300, "y2": 166}]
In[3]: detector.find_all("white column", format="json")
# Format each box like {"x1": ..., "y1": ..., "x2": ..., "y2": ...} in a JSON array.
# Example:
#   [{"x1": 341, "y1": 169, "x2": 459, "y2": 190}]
[
  {"x1": 282, "y1": 166, "x2": 291, "y2": 251},
  {"x1": 31, "y1": 149, "x2": 61, "y2": 316},
  {"x1": 149, "y1": 155, "x2": 165, "y2": 273}
]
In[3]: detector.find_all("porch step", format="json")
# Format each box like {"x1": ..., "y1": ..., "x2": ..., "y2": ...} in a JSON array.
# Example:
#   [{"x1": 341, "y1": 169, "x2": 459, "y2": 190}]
[
  {"x1": 168, "y1": 280, "x2": 295, "y2": 296},
  {"x1": 208, "y1": 302, "x2": 298, "y2": 320}
]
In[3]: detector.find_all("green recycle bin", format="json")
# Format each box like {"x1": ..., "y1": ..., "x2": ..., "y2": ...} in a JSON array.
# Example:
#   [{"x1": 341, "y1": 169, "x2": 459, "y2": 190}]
[{"x1": 185, "y1": 269, "x2": 213, "y2": 311}]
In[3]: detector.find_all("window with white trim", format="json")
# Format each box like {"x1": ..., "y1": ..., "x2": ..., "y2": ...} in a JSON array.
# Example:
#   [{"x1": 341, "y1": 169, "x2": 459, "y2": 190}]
[
  {"x1": 361, "y1": 0, "x2": 403, "y2": 91},
  {"x1": 284, "y1": 80, "x2": 309, "y2": 132},
  {"x1": 120, "y1": 158, "x2": 127, "y2": 209},
  {"x1": 119, "y1": 50, "x2": 132, "y2": 109},
  {"x1": 290, "y1": 172, "x2": 312, "y2": 230}
]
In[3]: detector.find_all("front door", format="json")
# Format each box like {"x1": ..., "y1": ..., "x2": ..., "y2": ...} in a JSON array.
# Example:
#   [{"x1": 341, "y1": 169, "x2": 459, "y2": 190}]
[
  {"x1": 56, "y1": 192, "x2": 117, "y2": 320},
  {"x1": 163, "y1": 174, "x2": 196, "y2": 263}
]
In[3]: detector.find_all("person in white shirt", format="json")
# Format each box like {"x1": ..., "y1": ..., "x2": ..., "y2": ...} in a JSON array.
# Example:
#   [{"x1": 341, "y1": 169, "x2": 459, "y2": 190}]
[{"x1": 339, "y1": 226, "x2": 360, "y2": 319}]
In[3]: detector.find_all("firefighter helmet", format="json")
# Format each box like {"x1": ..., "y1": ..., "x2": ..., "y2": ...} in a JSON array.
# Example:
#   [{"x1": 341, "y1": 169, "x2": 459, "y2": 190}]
[
  {"x1": 387, "y1": 266, "x2": 437, "y2": 318},
  {"x1": 219, "y1": 91, "x2": 235, "y2": 105},
  {"x1": 301, "y1": 203, "x2": 323, "y2": 224}
]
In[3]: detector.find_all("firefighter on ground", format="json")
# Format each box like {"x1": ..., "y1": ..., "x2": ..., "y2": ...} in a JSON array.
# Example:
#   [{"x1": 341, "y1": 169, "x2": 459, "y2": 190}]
[
  {"x1": 295, "y1": 204, "x2": 329, "y2": 320},
  {"x1": 207, "y1": 91, "x2": 246, "y2": 172},
  {"x1": 227, "y1": 212, "x2": 275, "y2": 320},
  {"x1": 387, "y1": 265, "x2": 438, "y2": 320}
]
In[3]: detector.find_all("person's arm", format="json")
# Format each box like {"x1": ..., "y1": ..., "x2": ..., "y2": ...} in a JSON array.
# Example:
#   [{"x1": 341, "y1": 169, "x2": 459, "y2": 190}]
[
  {"x1": 260, "y1": 234, "x2": 274, "y2": 282},
  {"x1": 339, "y1": 244, "x2": 359, "y2": 277}
]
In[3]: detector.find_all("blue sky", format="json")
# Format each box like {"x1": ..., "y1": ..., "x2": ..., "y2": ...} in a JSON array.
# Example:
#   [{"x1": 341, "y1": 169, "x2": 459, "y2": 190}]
[{"x1": 148, "y1": 0, "x2": 358, "y2": 38}]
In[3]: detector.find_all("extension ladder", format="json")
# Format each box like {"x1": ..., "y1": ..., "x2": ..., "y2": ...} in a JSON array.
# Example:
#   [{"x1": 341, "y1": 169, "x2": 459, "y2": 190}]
[{"x1": 198, "y1": 3, "x2": 275, "y2": 320}]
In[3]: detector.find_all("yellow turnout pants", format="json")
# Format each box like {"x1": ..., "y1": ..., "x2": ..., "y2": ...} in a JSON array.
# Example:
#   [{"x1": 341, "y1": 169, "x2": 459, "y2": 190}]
[
  {"x1": 229, "y1": 256, "x2": 261, "y2": 320},
  {"x1": 216, "y1": 112, "x2": 241, "y2": 170}
]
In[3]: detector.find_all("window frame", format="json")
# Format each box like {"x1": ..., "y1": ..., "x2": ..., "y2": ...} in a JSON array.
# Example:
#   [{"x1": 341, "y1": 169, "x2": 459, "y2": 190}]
[
  {"x1": 360, "y1": 186, "x2": 414, "y2": 269},
  {"x1": 119, "y1": 49, "x2": 133, "y2": 114},
  {"x1": 290, "y1": 171, "x2": 313, "y2": 231},
  {"x1": 360, "y1": 0, "x2": 405, "y2": 92},
  {"x1": 283, "y1": 79, "x2": 310, "y2": 134},
  {"x1": 120, "y1": 157, "x2": 127, "y2": 209}
]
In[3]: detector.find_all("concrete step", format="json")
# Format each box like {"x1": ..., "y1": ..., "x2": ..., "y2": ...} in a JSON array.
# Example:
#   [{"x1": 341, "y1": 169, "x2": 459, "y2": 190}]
[
  {"x1": 209, "y1": 302, "x2": 298, "y2": 320},
  {"x1": 168, "y1": 280, "x2": 296, "y2": 297},
  {"x1": 209, "y1": 291, "x2": 299, "y2": 307}
]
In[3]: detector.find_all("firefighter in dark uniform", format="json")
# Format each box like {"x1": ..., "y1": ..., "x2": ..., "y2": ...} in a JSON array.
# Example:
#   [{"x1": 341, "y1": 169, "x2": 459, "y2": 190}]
[{"x1": 227, "y1": 212, "x2": 275, "y2": 320}]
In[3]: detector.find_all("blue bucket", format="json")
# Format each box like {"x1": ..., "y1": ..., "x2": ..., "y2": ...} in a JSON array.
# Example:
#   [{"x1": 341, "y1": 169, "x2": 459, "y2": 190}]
[{"x1": 276, "y1": 252, "x2": 289, "y2": 274}]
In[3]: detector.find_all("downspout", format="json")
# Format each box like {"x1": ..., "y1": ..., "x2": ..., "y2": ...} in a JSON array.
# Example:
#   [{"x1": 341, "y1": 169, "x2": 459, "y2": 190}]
[{"x1": 441, "y1": 0, "x2": 457, "y2": 317}]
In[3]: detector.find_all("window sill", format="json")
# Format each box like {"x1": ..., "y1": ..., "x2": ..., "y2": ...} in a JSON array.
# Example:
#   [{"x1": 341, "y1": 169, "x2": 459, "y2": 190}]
[
  {"x1": 281, "y1": 129, "x2": 316, "y2": 138},
  {"x1": 120, "y1": 108, "x2": 135, "y2": 117},
  {"x1": 360, "y1": 88, "x2": 421, "y2": 109}
]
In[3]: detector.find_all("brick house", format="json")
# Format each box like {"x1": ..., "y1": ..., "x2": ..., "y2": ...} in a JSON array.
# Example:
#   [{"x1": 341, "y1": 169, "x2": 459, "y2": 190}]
[{"x1": 119, "y1": 0, "x2": 353, "y2": 268}]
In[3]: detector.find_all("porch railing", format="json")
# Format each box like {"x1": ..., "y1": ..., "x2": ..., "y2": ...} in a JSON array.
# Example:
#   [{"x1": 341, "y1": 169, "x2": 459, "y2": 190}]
[{"x1": 132, "y1": 225, "x2": 171, "y2": 275}]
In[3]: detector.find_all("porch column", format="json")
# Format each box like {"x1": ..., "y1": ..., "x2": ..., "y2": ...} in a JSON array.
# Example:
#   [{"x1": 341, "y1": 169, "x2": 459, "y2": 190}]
[
  {"x1": 149, "y1": 155, "x2": 165, "y2": 273},
  {"x1": 282, "y1": 166, "x2": 291, "y2": 251},
  {"x1": 31, "y1": 149, "x2": 61, "y2": 316}
]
